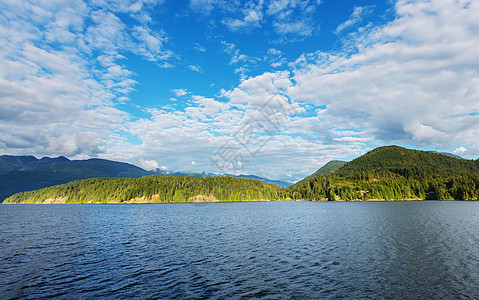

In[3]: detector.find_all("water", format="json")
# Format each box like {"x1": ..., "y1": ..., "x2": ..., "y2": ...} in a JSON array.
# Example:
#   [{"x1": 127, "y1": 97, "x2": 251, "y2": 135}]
[{"x1": 1, "y1": 201, "x2": 479, "y2": 299}]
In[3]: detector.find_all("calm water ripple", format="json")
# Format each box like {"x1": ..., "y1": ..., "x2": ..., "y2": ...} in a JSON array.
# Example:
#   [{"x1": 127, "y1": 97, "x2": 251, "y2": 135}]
[{"x1": 1, "y1": 201, "x2": 479, "y2": 299}]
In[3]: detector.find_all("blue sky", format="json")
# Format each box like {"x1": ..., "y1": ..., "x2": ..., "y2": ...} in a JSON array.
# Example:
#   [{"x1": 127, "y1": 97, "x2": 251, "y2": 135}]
[{"x1": 1, "y1": 0, "x2": 479, "y2": 182}]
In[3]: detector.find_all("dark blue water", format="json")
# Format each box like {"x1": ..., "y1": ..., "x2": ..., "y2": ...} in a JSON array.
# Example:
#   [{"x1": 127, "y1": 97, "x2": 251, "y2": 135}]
[{"x1": 1, "y1": 201, "x2": 479, "y2": 299}]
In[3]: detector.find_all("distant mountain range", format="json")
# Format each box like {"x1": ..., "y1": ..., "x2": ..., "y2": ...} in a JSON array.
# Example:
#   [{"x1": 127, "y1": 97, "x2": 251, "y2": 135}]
[
  {"x1": 0, "y1": 155, "x2": 292, "y2": 201},
  {"x1": 234, "y1": 174, "x2": 292, "y2": 188},
  {"x1": 152, "y1": 169, "x2": 292, "y2": 187}
]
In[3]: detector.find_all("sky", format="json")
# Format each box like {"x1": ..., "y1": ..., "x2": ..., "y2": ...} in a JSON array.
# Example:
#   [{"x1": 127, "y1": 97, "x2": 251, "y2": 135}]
[{"x1": 1, "y1": 0, "x2": 479, "y2": 182}]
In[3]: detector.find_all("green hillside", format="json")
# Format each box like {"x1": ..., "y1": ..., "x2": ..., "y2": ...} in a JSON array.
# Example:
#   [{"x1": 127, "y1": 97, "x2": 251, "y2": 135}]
[
  {"x1": 4, "y1": 175, "x2": 283, "y2": 204},
  {"x1": 297, "y1": 160, "x2": 346, "y2": 184},
  {"x1": 288, "y1": 146, "x2": 479, "y2": 201}
]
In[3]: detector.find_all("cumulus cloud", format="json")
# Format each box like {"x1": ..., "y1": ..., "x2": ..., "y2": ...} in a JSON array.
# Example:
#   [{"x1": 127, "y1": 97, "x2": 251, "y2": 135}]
[
  {"x1": 139, "y1": 158, "x2": 159, "y2": 170},
  {"x1": 286, "y1": 0, "x2": 479, "y2": 154},
  {"x1": 0, "y1": 0, "x2": 171, "y2": 157}
]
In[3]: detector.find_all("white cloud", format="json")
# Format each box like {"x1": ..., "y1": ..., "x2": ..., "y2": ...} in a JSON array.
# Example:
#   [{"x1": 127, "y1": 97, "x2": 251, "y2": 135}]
[
  {"x1": 139, "y1": 158, "x2": 159, "y2": 170},
  {"x1": 220, "y1": 41, "x2": 260, "y2": 78},
  {"x1": 453, "y1": 146, "x2": 467, "y2": 155},
  {"x1": 335, "y1": 5, "x2": 374, "y2": 34},
  {"x1": 171, "y1": 88, "x2": 188, "y2": 97},
  {"x1": 286, "y1": 0, "x2": 479, "y2": 155},
  {"x1": 188, "y1": 0, "x2": 219, "y2": 15},
  {"x1": 273, "y1": 20, "x2": 314, "y2": 37},
  {"x1": 131, "y1": 25, "x2": 171, "y2": 61},
  {"x1": 221, "y1": 41, "x2": 254, "y2": 65},
  {"x1": 188, "y1": 64, "x2": 204, "y2": 73},
  {"x1": 266, "y1": 48, "x2": 286, "y2": 67},
  {"x1": 0, "y1": 0, "x2": 171, "y2": 157},
  {"x1": 193, "y1": 43, "x2": 206, "y2": 52},
  {"x1": 222, "y1": 5, "x2": 263, "y2": 32},
  {"x1": 267, "y1": 0, "x2": 320, "y2": 38},
  {"x1": 189, "y1": 0, "x2": 322, "y2": 39}
]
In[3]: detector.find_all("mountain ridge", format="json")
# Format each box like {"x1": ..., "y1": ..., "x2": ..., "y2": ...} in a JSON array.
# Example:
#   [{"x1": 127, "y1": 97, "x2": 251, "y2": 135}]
[
  {"x1": 296, "y1": 160, "x2": 347, "y2": 185},
  {"x1": 0, "y1": 157, "x2": 151, "y2": 201}
]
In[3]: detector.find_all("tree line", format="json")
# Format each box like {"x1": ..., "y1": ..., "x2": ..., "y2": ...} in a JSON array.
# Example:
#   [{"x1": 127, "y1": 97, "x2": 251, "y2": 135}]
[{"x1": 4, "y1": 175, "x2": 284, "y2": 203}]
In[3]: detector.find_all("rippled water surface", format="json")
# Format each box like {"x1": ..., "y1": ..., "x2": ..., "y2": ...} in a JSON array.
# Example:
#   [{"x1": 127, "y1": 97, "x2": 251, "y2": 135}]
[{"x1": 1, "y1": 201, "x2": 479, "y2": 299}]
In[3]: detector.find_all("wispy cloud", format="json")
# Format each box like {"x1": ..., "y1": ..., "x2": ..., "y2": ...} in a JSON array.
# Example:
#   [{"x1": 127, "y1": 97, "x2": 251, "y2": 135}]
[
  {"x1": 189, "y1": 0, "x2": 322, "y2": 39},
  {"x1": 335, "y1": 5, "x2": 374, "y2": 34},
  {"x1": 273, "y1": 20, "x2": 314, "y2": 37},
  {"x1": 221, "y1": 41, "x2": 253, "y2": 64},
  {"x1": 222, "y1": 3, "x2": 263, "y2": 32},
  {"x1": 193, "y1": 43, "x2": 206, "y2": 52},
  {"x1": 188, "y1": 64, "x2": 204, "y2": 73},
  {"x1": 220, "y1": 41, "x2": 260, "y2": 78}
]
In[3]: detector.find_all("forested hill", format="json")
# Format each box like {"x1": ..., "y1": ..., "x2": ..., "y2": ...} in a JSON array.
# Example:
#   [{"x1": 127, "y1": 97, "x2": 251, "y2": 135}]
[
  {"x1": 288, "y1": 146, "x2": 479, "y2": 201},
  {"x1": 4, "y1": 175, "x2": 283, "y2": 204},
  {"x1": 338, "y1": 146, "x2": 477, "y2": 176}
]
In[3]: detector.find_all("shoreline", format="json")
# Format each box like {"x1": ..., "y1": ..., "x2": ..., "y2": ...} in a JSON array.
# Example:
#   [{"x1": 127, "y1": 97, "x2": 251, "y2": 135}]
[{"x1": 4, "y1": 199, "x2": 476, "y2": 204}]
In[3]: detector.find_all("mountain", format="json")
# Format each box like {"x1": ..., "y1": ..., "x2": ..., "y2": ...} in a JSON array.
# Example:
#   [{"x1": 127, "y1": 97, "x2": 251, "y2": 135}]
[
  {"x1": 310, "y1": 160, "x2": 347, "y2": 177},
  {"x1": 154, "y1": 168, "x2": 293, "y2": 187},
  {"x1": 0, "y1": 155, "x2": 70, "y2": 175},
  {"x1": 0, "y1": 157, "x2": 150, "y2": 201},
  {"x1": 296, "y1": 160, "x2": 347, "y2": 184},
  {"x1": 4, "y1": 175, "x2": 283, "y2": 204},
  {"x1": 235, "y1": 174, "x2": 292, "y2": 188},
  {"x1": 338, "y1": 146, "x2": 477, "y2": 176},
  {"x1": 427, "y1": 151, "x2": 464, "y2": 159},
  {"x1": 288, "y1": 146, "x2": 479, "y2": 201}
]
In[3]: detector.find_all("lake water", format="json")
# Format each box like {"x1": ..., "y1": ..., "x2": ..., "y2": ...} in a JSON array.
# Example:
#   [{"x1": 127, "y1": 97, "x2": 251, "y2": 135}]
[{"x1": 1, "y1": 201, "x2": 479, "y2": 299}]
